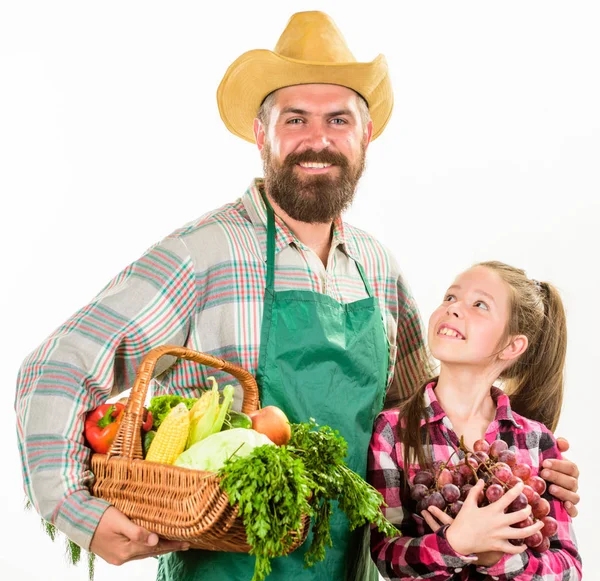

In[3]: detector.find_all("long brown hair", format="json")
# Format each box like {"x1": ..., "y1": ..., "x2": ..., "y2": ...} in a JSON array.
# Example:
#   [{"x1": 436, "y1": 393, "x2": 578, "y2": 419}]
[{"x1": 397, "y1": 261, "x2": 567, "y2": 475}]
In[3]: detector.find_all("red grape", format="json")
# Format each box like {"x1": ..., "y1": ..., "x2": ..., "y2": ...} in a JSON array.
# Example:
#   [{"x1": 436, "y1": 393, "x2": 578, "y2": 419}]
[
  {"x1": 498, "y1": 449, "x2": 517, "y2": 466},
  {"x1": 452, "y1": 471, "x2": 467, "y2": 487},
  {"x1": 437, "y1": 468, "x2": 453, "y2": 487},
  {"x1": 486, "y1": 484, "x2": 505, "y2": 503},
  {"x1": 513, "y1": 463, "x2": 532, "y2": 481},
  {"x1": 414, "y1": 470, "x2": 434, "y2": 488},
  {"x1": 460, "y1": 484, "x2": 473, "y2": 501},
  {"x1": 507, "y1": 493, "x2": 528, "y2": 512},
  {"x1": 507, "y1": 475, "x2": 523, "y2": 489},
  {"x1": 449, "y1": 500, "x2": 464, "y2": 516},
  {"x1": 513, "y1": 516, "x2": 534, "y2": 529},
  {"x1": 521, "y1": 484, "x2": 536, "y2": 503},
  {"x1": 410, "y1": 483, "x2": 429, "y2": 502},
  {"x1": 489, "y1": 439, "x2": 508, "y2": 458},
  {"x1": 441, "y1": 483, "x2": 461, "y2": 503},
  {"x1": 457, "y1": 462, "x2": 474, "y2": 479},
  {"x1": 426, "y1": 491, "x2": 446, "y2": 511},
  {"x1": 474, "y1": 451, "x2": 489, "y2": 465},
  {"x1": 466, "y1": 456, "x2": 479, "y2": 470},
  {"x1": 527, "y1": 476, "x2": 547, "y2": 496},
  {"x1": 532, "y1": 498, "x2": 551, "y2": 519},
  {"x1": 492, "y1": 462, "x2": 512, "y2": 484},
  {"x1": 509, "y1": 538, "x2": 525, "y2": 546},
  {"x1": 535, "y1": 536, "x2": 551, "y2": 553},
  {"x1": 540, "y1": 515, "x2": 558, "y2": 537},
  {"x1": 473, "y1": 439, "x2": 490, "y2": 453},
  {"x1": 525, "y1": 532, "x2": 544, "y2": 548}
]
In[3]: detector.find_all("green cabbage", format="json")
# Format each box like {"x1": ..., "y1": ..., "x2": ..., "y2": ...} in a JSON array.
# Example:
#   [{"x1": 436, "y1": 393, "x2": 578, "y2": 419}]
[{"x1": 174, "y1": 428, "x2": 274, "y2": 472}]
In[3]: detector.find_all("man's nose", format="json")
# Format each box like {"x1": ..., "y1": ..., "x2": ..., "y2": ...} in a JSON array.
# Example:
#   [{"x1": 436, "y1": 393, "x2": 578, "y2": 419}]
[{"x1": 303, "y1": 122, "x2": 332, "y2": 151}]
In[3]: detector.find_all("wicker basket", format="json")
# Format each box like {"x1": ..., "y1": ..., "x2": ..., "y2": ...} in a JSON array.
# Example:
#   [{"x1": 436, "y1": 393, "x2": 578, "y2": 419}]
[{"x1": 90, "y1": 345, "x2": 310, "y2": 552}]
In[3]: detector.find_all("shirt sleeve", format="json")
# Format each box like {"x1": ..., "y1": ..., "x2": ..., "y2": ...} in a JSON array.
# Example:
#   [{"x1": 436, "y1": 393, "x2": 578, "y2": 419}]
[
  {"x1": 368, "y1": 413, "x2": 476, "y2": 581},
  {"x1": 384, "y1": 271, "x2": 434, "y2": 410},
  {"x1": 474, "y1": 429, "x2": 582, "y2": 580},
  {"x1": 14, "y1": 235, "x2": 197, "y2": 550}
]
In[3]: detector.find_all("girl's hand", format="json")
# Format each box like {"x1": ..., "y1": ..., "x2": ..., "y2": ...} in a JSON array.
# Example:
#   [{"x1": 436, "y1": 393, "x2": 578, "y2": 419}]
[
  {"x1": 542, "y1": 437, "x2": 580, "y2": 517},
  {"x1": 423, "y1": 506, "x2": 504, "y2": 567},
  {"x1": 444, "y1": 480, "x2": 543, "y2": 556}
]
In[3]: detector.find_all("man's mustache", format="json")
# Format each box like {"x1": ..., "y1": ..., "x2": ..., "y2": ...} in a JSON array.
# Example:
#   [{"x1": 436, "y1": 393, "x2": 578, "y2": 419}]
[{"x1": 283, "y1": 149, "x2": 349, "y2": 168}]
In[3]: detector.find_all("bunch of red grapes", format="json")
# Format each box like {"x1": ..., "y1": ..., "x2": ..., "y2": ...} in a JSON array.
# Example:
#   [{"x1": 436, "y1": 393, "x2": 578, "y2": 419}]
[{"x1": 410, "y1": 438, "x2": 557, "y2": 552}]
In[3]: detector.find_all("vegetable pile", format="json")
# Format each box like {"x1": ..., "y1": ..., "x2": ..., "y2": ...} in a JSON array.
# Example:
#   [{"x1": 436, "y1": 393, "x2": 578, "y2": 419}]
[{"x1": 80, "y1": 382, "x2": 399, "y2": 581}]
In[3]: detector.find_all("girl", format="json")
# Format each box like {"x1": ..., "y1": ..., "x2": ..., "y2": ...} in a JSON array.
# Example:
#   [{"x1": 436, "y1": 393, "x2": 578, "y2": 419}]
[{"x1": 368, "y1": 261, "x2": 581, "y2": 580}]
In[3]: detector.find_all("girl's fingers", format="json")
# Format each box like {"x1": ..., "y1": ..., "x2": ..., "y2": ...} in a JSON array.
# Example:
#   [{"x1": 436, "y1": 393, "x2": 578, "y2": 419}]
[
  {"x1": 427, "y1": 506, "x2": 454, "y2": 525},
  {"x1": 505, "y1": 520, "x2": 544, "y2": 540},
  {"x1": 496, "y1": 541, "x2": 528, "y2": 555},
  {"x1": 503, "y1": 504, "x2": 532, "y2": 526},
  {"x1": 422, "y1": 510, "x2": 443, "y2": 532},
  {"x1": 493, "y1": 482, "x2": 525, "y2": 511},
  {"x1": 464, "y1": 478, "x2": 485, "y2": 506}
]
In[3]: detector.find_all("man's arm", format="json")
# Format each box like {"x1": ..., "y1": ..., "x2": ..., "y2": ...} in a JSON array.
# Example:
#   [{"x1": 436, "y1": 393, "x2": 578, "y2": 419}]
[
  {"x1": 15, "y1": 236, "x2": 197, "y2": 552},
  {"x1": 384, "y1": 272, "x2": 434, "y2": 410}
]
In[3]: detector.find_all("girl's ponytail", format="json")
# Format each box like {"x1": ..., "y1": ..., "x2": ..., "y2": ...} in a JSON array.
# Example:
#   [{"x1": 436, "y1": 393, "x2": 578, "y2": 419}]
[{"x1": 504, "y1": 281, "x2": 567, "y2": 431}]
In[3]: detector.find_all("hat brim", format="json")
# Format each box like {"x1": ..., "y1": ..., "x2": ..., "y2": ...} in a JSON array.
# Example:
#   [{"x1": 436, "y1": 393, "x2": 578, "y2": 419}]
[{"x1": 217, "y1": 49, "x2": 393, "y2": 143}]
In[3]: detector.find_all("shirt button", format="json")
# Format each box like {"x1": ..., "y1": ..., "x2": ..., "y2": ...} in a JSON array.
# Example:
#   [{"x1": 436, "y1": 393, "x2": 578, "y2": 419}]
[
  {"x1": 454, "y1": 568, "x2": 462, "y2": 573},
  {"x1": 492, "y1": 577, "x2": 500, "y2": 580}
]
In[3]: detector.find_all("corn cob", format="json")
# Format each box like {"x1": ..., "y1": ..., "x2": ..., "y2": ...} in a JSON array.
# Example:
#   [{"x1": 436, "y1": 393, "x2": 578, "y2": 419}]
[{"x1": 145, "y1": 403, "x2": 190, "y2": 464}]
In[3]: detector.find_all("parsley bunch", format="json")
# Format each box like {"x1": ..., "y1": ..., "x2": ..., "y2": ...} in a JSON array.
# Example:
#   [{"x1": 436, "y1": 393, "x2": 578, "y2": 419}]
[
  {"x1": 219, "y1": 444, "x2": 313, "y2": 581},
  {"x1": 219, "y1": 419, "x2": 399, "y2": 581}
]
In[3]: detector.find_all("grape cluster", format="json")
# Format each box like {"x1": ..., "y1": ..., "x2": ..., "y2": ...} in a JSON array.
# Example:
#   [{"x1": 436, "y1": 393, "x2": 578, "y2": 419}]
[{"x1": 410, "y1": 438, "x2": 557, "y2": 552}]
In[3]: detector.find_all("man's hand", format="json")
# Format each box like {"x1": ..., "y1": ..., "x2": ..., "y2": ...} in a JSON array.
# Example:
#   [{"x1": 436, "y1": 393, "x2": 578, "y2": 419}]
[
  {"x1": 90, "y1": 506, "x2": 190, "y2": 565},
  {"x1": 541, "y1": 437, "x2": 580, "y2": 518}
]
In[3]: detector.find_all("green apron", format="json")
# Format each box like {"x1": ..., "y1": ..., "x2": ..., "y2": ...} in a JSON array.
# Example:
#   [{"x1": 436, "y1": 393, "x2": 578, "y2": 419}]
[{"x1": 158, "y1": 196, "x2": 388, "y2": 580}]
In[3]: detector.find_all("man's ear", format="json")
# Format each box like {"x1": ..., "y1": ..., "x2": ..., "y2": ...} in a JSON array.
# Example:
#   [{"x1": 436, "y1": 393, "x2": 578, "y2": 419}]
[
  {"x1": 364, "y1": 119, "x2": 373, "y2": 151},
  {"x1": 254, "y1": 118, "x2": 265, "y2": 152},
  {"x1": 499, "y1": 334, "x2": 529, "y2": 362}
]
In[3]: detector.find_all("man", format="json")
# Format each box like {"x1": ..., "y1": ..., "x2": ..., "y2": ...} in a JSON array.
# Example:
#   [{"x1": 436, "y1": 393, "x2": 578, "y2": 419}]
[{"x1": 15, "y1": 11, "x2": 580, "y2": 580}]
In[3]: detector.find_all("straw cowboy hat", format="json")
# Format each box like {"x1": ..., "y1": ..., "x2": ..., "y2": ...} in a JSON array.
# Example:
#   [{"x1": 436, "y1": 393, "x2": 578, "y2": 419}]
[{"x1": 216, "y1": 11, "x2": 393, "y2": 143}]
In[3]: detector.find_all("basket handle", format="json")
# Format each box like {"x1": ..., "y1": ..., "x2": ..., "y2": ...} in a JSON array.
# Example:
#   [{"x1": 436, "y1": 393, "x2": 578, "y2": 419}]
[{"x1": 107, "y1": 345, "x2": 260, "y2": 460}]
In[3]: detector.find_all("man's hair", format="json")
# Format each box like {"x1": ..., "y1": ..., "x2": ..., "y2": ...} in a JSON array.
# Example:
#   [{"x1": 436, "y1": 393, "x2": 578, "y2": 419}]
[{"x1": 256, "y1": 88, "x2": 371, "y2": 129}]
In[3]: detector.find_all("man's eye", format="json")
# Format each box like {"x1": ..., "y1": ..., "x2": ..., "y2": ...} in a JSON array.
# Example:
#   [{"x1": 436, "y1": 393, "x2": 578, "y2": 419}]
[
  {"x1": 287, "y1": 118, "x2": 304, "y2": 124},
  {"x1": 330, "y1": 118, "x2": 347, "y2": 125},
  {"x1": 474, "y1": 301, "x2": 489, "y2": 310}
]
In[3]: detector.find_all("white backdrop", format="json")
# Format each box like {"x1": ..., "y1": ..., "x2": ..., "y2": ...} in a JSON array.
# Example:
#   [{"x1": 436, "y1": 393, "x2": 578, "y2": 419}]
[{"x1": 1, "y1": 2, "x2": 598, "y2": 580}]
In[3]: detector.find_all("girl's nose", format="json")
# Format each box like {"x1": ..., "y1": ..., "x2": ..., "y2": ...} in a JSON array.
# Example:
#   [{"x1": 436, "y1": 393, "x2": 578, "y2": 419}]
[{"x1": 446, "y1": 302, "x2": 463, "y2": 318}]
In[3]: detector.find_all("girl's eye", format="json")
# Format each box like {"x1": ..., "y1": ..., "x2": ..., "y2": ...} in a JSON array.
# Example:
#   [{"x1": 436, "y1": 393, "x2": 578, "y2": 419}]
[
  {"x1": 444, "y1": 294, "x2": 456, "y2": 302},
  {"x1": 474, "y1": 300, "x2": 489, "y2": 310}
]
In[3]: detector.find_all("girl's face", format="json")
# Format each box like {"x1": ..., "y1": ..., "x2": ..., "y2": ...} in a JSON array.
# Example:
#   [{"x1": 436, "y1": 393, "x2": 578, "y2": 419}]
[{"x1": 428, "y1": 266, "x2": 512, "y2": 367}]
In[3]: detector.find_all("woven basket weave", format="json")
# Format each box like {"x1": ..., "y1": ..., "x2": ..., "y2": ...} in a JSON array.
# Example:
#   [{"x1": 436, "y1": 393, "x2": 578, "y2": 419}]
[{"x1": 90, "y1": 345, "x2": 310, "y2": 552}]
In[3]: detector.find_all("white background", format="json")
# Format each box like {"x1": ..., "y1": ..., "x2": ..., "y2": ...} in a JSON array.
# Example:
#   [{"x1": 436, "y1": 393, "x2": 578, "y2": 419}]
[{"x1": 1, "y1": 2, "x2": 598, "y2": 579}]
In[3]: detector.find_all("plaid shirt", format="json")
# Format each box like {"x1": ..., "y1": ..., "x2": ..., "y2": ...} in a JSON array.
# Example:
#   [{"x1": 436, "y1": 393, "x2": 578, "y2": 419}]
[
  {"x1": 15, "y1": 179, "x2": 429, "y2": 550},
  {"x1": 368, "y1": 383, "x2": 582, "y2": 580}
]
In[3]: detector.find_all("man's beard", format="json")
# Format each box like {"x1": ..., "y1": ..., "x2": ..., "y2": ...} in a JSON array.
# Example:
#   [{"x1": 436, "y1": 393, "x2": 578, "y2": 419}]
[{"x1": 261, "y1": 143, "x2": 366, "y2": 224}]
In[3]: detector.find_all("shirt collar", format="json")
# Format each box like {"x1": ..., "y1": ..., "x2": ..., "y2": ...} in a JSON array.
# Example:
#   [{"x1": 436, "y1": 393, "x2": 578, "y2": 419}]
[
  {"x1": 242, "y1": 178, "x2": 361, "y2": 262},
  {"x1": 419, "y1": 382, "x2": 523, "y2": 429}
]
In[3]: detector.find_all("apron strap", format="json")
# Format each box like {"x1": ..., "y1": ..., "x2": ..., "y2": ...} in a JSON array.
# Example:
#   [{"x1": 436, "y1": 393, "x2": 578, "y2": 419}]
[
  {"x1": 264, "y1": 193, "x2": 276, "y2": 292},
  {"x1": 262, "y1": 191, "x2": 374, "y2": 299}
]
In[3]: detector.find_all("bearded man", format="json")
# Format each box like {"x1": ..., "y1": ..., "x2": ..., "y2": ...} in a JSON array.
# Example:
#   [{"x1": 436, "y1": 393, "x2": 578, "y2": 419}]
[{"x1": 16, "y1": 10, "x2": 580, "y2": 581}]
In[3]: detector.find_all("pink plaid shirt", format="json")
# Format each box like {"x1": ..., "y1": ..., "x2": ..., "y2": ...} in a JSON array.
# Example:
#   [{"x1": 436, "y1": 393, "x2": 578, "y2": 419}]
[{"x1": 368, "y1": 383, "x2": 581, "y2": 580}]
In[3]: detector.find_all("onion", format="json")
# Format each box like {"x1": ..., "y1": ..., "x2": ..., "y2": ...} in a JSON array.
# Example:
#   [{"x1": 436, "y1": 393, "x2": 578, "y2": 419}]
[{"x1": 248, "y1": 406, "x2": 291, "y2": 446}]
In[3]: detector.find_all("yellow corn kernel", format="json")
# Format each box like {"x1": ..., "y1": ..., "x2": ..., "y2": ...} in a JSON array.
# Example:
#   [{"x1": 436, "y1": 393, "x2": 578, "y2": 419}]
[{"x1": 145, "y1": 403, "x2": 190, "y2": 464}]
